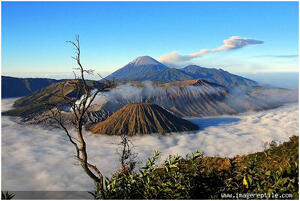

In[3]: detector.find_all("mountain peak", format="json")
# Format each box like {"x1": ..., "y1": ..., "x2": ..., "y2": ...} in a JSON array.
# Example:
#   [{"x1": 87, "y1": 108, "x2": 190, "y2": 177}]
[
  {"x1": 130, "y1": 56, "x2": 161, "y2": 66},
  {"x1": 105, "y1": 55, "x2": 169, "y2": 81}
]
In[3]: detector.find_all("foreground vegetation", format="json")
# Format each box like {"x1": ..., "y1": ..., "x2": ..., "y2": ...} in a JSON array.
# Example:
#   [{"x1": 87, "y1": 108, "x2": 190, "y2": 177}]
[{"x1": 90, "y1": 136, "x2": 298, "y2": 199}]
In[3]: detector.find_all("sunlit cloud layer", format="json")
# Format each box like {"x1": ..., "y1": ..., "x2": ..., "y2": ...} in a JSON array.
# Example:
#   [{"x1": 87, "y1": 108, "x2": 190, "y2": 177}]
[{"x1": 1, "y1": 99, "x2": 298, "y2": 191}]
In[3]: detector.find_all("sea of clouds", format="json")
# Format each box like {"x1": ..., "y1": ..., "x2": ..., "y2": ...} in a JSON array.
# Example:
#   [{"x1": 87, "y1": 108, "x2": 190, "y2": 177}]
[{"x1": 1, "y1": 98, "x2": 299, "y2": 192}]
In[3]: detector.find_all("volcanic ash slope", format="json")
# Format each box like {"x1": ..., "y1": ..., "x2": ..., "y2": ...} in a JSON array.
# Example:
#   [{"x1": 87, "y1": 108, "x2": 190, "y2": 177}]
[{"x1": 90, "y1": 103, "x2": 199, "y2": 136}]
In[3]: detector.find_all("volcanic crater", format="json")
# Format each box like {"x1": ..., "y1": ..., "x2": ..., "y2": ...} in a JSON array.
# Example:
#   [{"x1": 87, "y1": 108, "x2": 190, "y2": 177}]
[{"x1": 90, "y1": 103, "x2": 199, "y2": 136}]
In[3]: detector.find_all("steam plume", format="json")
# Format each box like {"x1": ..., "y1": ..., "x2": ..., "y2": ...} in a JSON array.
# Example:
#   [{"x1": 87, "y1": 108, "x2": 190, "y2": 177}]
[{"x1": 158, "y1": 36, "x2": 264, "y2": 64}]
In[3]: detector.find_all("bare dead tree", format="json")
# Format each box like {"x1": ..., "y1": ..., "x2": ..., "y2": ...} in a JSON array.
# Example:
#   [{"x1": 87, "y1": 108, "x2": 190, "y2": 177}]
[
  {"x1": 118, "y1": 133, "x2": 137, "y2": 174},
  {"x1": 45, "y1": 35, "x2": 113, "y2": 189}
]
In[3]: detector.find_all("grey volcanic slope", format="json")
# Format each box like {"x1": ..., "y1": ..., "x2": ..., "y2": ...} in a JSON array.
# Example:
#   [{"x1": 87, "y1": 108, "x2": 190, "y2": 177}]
[
  {"x1": 92, "y1": 79, "x2": 296, "y2": 119},
  {"x1": 105, "y1": 56, "x2": 169, "y2": 81},
  {"x1": 7, "y1": 79, "x2": 297, "y2": 128},
  {"x1": 105, "y1": 56, "x2": 258, "y2": 87},
  {"x1": 94, "y1": 79, "x2": 234, "y2": 118},
  {"x1": 1, "y1": 76, "x2": 58, "y2": 98},
  {"x1": 90, "y1": 103, "x2": 199, "y2": 136},
  {"x1": 9, "y1": 79, "x2": 228, "y2": 127}
]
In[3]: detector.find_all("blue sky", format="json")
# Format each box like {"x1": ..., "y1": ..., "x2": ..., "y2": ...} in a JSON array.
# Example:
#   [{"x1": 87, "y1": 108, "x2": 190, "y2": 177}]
[{"x1": 1, "y1": 1, "x2": 299, "y2": 78}]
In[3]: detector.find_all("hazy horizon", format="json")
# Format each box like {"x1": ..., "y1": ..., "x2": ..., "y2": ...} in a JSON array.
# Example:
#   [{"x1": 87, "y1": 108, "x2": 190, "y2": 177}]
[{"x1": 2, "y1": 71, "x2": 298, "y2": 90}]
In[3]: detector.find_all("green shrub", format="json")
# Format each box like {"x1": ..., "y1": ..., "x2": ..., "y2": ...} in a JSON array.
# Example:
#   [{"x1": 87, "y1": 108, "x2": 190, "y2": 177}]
[{"x1": 90, "y1": 136, "x2": 299, "y2": 199}]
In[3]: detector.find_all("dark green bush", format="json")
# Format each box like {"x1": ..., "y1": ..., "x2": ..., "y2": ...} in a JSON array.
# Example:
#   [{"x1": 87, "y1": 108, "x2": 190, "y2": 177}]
[
  {"x1": 1, "y1": 191, "x2": 15, "y2": 200},
  {"x1": 90, "y1": 136, "x2": 298, "y2": 199}
]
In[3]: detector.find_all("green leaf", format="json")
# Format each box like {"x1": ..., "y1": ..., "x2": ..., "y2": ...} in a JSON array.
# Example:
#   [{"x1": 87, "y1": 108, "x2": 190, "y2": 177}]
[
  {"x1": 248, "y1": 176, "x2": 253, "y2": 185},
  {"x1": 169, "y1": 164, "x2": 177, "y2": 168}
]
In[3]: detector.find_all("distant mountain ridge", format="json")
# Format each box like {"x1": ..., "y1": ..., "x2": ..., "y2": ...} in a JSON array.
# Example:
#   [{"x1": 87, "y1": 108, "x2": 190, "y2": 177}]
[
  {"x1": 181, "y1": 65, "x2": 257, "y2": 87},
  {"x1": 1, "y1": 76, "x2": 59, "y2": 98},
  {"x1": 3, "y1": 80, "x2": 104, "y2": 117},
  {"x1": 105, "y1": 56, "x2": 258, "y2": 87}
]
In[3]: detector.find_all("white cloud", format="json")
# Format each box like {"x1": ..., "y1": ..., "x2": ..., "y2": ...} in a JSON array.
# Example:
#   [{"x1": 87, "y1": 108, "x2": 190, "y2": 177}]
[
  {"x1": 158, "y1": 36, "x2": 264, "y2": 64},
  {"x1": 1, "y1": 99, "x2": 298, "y2": 193}
]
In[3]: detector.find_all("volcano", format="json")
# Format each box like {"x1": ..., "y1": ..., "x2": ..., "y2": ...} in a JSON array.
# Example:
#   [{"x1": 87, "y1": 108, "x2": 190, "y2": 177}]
[
  {"x1": 90, "y1": 103, "x2": 199, "y2": 136},
  {"x1": 104, "y1": 55, "x2": 258, "y2": 87},
  {"x1": 105, "y1": 56, "x2": 169, "y2": 81}
]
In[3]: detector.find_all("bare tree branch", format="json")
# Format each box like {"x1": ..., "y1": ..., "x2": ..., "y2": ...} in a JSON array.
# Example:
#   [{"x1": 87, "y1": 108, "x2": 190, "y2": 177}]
[{"x1": 45, "y1": 35, "x2": 115, "y2": 189}]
